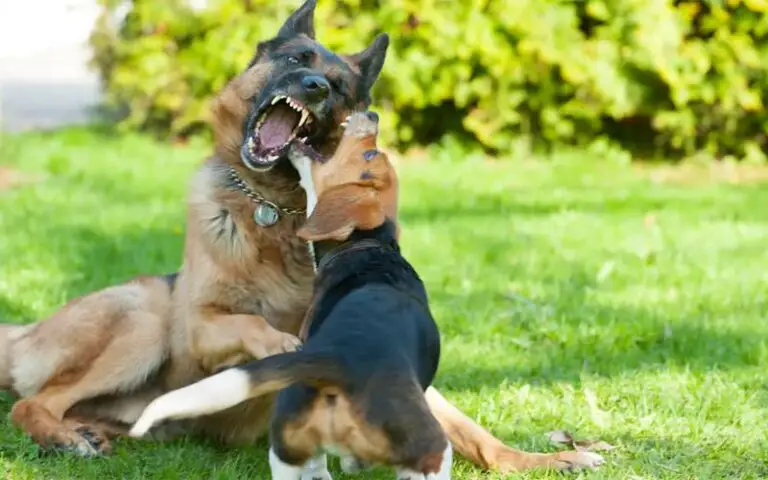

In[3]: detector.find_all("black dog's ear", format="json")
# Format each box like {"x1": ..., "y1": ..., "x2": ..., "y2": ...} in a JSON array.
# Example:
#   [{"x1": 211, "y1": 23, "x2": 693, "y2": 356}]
[
  {"x1": 347, "y1": 33, "x2": 390, "y2": 94},
  {"x1": 278, "y1": 0, "x2": 317, "y2": 39}
]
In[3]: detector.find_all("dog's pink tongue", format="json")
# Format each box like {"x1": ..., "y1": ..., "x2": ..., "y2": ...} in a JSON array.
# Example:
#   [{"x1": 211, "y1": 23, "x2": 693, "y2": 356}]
[{"x1": 259, "y1": 104, "x2": 300, "y2": 149}]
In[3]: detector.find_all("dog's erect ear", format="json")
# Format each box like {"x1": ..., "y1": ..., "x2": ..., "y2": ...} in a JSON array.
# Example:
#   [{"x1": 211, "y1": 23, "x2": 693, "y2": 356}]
[
  {"x1": 278, "y1": 0, "x2": 317, "y2": 39},
  {"x1": 347, "y1": 33, "x2": 390, "y2": 93},
  {"x1": 298, "y1": 185, "x2": 385, "y2": 242}
]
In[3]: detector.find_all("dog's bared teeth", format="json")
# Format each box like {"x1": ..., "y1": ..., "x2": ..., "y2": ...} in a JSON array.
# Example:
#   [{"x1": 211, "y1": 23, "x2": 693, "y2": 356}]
[
  {"x1": 286, "y1": 97, "x2": 305, "y2": 114},
  {"x1": 299, "y1": 136, "x2": 308, "y2": 143},
  {"x1": 271, "y1": 96, "x2": 284, "y2": 105},
  {"x1": 340, "y1": 122, "x2": 348, "y2": 128},
  {"x1": 256, "y1": 113, "x2": 267, "y2": 130},
  {"x1": 298, "y1": 111, "x2": 309, "y2": 128}
]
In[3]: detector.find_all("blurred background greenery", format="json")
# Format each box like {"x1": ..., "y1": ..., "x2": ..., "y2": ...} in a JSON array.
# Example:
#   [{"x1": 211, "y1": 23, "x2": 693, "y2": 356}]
[
  {"x1": 90, "y1": 0, "x2": 768, "y2": 162},
  {"x1": 2, "y1": 4, "x2": 768, "y2": 478}
]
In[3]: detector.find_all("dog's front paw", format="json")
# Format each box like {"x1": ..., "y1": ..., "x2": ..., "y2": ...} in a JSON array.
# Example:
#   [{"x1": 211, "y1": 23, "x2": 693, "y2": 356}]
[
  {"x1": 394, "y1": 470, "x2": 426, "y2": 480},
  {"x1": 340, "y1": 455, "x2": 370, "y2": 474},
  {"x1": 257, "y1": 330, "x2": 302, "y2": 358},
  {"x1": 300, "y1": 472, "x2": 332, "y2": 480},
  {"x1": 278, "y1": 332, "x2": 302, "y2": 353},
  {"x1": 300, "y1": 453, "x2": 332, "y2": 480}
]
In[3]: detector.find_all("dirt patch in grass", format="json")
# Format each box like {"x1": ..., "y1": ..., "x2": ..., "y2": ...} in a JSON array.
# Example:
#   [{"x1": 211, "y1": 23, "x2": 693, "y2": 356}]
[{"x1": 0, "y1": 167, "x2": 36, "y2": 191}]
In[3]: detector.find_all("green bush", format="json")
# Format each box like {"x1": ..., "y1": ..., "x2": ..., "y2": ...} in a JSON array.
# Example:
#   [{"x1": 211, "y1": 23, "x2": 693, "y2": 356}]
[{"x1": 89, "y1": 0, "x2": 768, "y2": 160}]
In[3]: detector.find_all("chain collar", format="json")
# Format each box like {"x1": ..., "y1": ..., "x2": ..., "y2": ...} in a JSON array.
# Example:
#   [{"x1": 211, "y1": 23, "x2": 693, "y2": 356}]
[{"x1": 227, "y1": 166, "x2": 306, "y2": 218}]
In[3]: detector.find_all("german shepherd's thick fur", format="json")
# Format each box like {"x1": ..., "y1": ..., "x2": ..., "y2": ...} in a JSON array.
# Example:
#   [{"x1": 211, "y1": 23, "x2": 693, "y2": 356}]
[{"x1": 0, "y1": 0, "x2": 603, "y2": 472}]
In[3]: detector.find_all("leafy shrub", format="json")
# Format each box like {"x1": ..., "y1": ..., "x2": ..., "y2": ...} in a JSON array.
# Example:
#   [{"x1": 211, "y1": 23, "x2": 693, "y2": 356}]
[{"x1": 90, "y1": 0, "x2": 768, "y2": 161}]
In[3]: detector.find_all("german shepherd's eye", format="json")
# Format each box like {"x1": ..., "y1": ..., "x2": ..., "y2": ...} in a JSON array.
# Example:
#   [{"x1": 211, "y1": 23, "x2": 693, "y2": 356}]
[{"x1": 287, "y1": 55, "x2": 300, "y2": 65}]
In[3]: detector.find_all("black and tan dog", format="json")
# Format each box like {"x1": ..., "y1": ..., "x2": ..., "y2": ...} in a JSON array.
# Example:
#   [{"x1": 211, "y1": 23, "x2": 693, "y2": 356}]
[
  {"x1": 130, "y1": 112, "x2": 454, "y2": 479},
  {"x1": 0, "y1": 0, "x2": 602, "y2": 473}
]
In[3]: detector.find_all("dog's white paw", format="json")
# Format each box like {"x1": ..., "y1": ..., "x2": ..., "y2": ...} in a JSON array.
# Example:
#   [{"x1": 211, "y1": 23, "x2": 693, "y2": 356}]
[
  {"x1": 394, "y1": 470, "x2": 426, "y2": 480},
  {"x1": 300, "y1": 472, "x2": 332, "y2": 480},
  {"x1": 300, "y1": 454, "x2": 332, "y2": 480},
  {"x1": 340, "y1": 455, "x2": 370, "y2": 474}
]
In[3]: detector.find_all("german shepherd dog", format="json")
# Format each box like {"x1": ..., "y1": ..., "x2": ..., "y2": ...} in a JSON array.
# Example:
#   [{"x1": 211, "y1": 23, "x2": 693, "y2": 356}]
[{"x1": 0, "y1": 0, "x2": 603, "y2": 473}]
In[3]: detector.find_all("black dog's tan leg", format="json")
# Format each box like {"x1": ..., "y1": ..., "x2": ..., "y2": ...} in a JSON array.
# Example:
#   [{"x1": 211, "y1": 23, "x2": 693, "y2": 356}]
[
  {"x1": 191, "y1": 313, "x2": 301, "y2": 373},
  {"x1": 424, "y1": 387, "x2": 604, "y2": 472}
]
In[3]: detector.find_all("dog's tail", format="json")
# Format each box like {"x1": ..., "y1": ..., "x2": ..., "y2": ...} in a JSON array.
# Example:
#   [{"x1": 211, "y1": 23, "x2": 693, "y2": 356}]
[
  {"x1": 129, "y1": 351, "x2": 344, "y2": 437},
  {"x1": 0, "y1": 323, "x2": 24, "y2": 390}
]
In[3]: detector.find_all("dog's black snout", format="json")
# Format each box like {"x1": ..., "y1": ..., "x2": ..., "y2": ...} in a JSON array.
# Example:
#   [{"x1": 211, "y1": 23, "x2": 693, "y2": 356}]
[
  {"x1": 301, "y1": 75, "x2": 330, "y2": 101},
  {"x1": 365, "y1": 111, "x2": 379, "y2": 124}
]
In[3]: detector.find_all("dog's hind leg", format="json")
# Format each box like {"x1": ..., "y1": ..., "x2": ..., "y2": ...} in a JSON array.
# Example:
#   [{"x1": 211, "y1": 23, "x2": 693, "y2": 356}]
[
  {"x1": 11, "y1": 397, "x2": 101, "y2": 456},
  {"x1": 63, "y1": 417, "x2": 128, "y2": 449},
  {"x1": 424, "y1": 387, "x2": 604, "y2": 473},
  {"x1": 10, "y1": 308, "x2": 168, "y2": 456}
]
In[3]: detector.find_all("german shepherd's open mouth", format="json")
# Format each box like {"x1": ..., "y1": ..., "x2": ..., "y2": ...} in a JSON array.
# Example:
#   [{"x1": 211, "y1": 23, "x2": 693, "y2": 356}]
[{"x1": 241, "y1": 94, "x2": 320, "y2": 169}]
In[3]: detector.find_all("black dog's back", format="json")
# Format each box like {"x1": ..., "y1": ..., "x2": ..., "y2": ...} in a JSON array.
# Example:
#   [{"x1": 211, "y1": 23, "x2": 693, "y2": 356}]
[{"x1": 271, "y1": 220, "x2": 446, "y2": 470}]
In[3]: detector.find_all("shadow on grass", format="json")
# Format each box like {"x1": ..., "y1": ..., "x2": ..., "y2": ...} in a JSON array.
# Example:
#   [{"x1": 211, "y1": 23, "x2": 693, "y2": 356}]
[
  {"x1": 437, "y1": 302, "x2": 765, "y2": 391},
  {"x1": 432, "y1": 257, "x2": 766, "y2": 390}
]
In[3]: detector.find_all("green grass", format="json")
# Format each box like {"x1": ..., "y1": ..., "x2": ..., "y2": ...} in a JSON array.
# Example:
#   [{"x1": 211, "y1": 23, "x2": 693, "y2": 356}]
[{"x1": 1, "y1": 127, "x2": 768, "y2": 479}]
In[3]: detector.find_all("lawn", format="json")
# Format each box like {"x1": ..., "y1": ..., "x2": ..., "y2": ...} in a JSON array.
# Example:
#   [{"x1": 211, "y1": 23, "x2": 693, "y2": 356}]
[{"x1": 1, "y1": 127, "x2": 768, "y2": 479}]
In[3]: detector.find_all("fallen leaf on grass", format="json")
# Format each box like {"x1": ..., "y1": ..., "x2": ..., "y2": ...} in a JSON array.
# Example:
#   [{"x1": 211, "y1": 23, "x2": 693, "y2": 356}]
[{"x1": 546, "y1": 430, "x2": 616, "y2": 452}]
